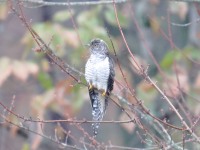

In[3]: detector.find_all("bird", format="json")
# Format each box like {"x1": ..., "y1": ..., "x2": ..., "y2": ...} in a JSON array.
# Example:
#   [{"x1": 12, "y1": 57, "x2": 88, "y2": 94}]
[{"x1": 85, "y1": 38, "x2": 115, "y2": 136}]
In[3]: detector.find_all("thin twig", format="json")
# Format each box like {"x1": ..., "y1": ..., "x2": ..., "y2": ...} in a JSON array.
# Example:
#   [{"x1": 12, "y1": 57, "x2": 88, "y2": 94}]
[
  {"x1": 0, "y1": 113, "x2": 83, "y2": 150},
  {"x1": 18, "y1": 0, "x2": 127, "y2": 7}
]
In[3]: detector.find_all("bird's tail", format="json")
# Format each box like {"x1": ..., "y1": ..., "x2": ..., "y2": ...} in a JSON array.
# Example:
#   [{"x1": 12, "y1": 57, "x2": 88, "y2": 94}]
[{"x1": 88, "y1": 88, "x2": 107, "y2": 136}]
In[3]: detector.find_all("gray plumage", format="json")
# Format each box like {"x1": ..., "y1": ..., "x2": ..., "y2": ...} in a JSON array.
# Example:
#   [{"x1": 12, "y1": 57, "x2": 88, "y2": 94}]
[{"x1": 85, "y1": 38, "x2": 115, "y2": 136}]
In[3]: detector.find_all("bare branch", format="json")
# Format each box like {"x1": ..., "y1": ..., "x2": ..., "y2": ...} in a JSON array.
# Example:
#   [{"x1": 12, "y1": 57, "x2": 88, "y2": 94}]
[
  {"x1": 0, "y1": 113, "x2": 83, "y2": 150},
  {"x1": 3, "y1": 0, "x2": 127, "y2": 7},
  {"x1": 170, "y1": 0, "x2": 200, "y2": 2}
]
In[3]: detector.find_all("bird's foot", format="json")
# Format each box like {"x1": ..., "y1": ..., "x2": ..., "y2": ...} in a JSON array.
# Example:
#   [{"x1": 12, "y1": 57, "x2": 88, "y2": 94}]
[
  {"x1": 89, "y1": 84, "x2": 93, "y2": 90},
  {"x1": 102, "y1": 91, "x2": 106, "y2": 96}
]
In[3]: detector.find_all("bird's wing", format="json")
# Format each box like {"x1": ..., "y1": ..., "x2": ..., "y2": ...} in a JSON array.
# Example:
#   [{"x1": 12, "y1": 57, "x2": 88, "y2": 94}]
[
  {"x1": 107, "y1": 55, "x2": 115, "y2": 95},
  {"x1": 103, "y1": 55, "x2": 115, "y2": 112}
]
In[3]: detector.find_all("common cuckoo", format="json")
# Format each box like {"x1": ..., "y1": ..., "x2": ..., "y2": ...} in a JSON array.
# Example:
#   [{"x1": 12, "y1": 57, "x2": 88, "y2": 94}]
[{"x1": 85, "y1": 38, "x2": 115, "y2": 136}]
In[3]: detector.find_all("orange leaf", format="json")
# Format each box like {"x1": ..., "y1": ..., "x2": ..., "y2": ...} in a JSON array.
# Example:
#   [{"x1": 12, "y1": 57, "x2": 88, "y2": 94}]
[
  {"x1": 12, "y1": 60, "x2": 29, "y2": 81},
  {"x1": 162, "y1": 66, "x2": 189, "y2": 98},
  {"x1": 119, "y1": 112, "x2": 135, "y2": 133},
  {"x1": 26, "y1": 62, "x2": 39, "y2": 75},
  {"x1": 0, "y1": 5, "x2": 8, "y2": 20},
  {"x1": 0, "y1": 57, "x2": 12, "y2": 86}
]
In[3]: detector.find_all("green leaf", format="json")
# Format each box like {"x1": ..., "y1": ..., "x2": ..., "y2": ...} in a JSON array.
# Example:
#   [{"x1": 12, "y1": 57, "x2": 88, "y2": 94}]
[
  {"x1": 77, "y1": 10, "x2": 100, "y2": 28},
  {"x1": 53, "y1": 10, "x2": 73, "y2": 22},
  {"x1": 21, "y1": 143, "x2": 29, "y2": 150},
  {"x1": 104, "y1": 7, "x2": 128, "y2": 28},
  {"x1": 33, "y1": 23, "x2": 66, "y2": 56},
  {"x1": 160, "y1": 51, "x2": 181, "y2": 69},
  {"x1": 37, "y1": 72, "x2": 53, "y2": 90},
  {"x1": 78, "y1": 28, "x2": 92, "y2": 43},
  {"x1": 160, "y1": 51, "x2": 174, "y2": 69},
  {"x1": 183, "y1": 47, "x2": 200, "y2": 60},
  {"x1": 33, "y1": 23, "x2": 53, "y2": 40}
]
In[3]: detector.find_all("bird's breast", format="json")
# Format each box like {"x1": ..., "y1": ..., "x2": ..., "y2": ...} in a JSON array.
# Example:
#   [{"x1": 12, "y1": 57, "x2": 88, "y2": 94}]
[{"x1": 85, "y1": 55, "x2": 110, "y2": 91}]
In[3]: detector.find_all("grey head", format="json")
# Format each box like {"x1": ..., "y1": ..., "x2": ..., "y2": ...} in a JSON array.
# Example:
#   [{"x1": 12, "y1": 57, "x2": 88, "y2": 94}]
[{"x1": 88, "y1": 38, "x2": 109, "y2": 56}]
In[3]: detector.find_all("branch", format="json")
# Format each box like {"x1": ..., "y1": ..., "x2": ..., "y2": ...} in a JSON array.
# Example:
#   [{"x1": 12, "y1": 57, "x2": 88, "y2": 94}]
[
  {"x1": 0, "y1": 113, "x2": 83, "y2": 150},
  {"x1": 13, "y1": 0, "x2": 127, "y2": 7},
  {"x1": 113, "y1": 0, "x2": 200, "y2": 143},
  {"x1": 169, "y1": 0, "x2": 200, "y2": 2}
]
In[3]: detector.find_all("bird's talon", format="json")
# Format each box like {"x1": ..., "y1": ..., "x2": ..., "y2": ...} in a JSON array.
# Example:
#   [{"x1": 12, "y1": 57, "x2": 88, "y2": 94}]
[
  {"x1": 89, "y1": 84, "x2": 93, "y2": 90},
  {"x1": 102, "y1": 91, "x2": 106, "y2": 96}
]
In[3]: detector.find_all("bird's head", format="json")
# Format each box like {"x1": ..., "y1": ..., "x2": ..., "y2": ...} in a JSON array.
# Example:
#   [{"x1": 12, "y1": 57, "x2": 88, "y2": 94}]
[{"x1": 87, "y1": 38, "x2": 109, "y2": 56}]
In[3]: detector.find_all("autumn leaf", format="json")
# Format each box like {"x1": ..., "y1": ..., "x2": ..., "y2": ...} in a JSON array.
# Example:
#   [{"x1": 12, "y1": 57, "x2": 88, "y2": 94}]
[
  {"x1": 0, "y1": 57, "x2": 12, "y2": 86},
  {"x1": 162, "y1": 65, "x2": 189, "y2": 98},
  {"x1": 119, "y1": 112, "x2": 135, "y2": 133},
  {"x1": 26, "y1": 61, "x2": 39, "y2": 75},
  {"x1": 12, "y1": 60, "x2": 29, "y2": 81},
  {"x1": 129, "y1": 55, "x2": 148, "y2": 74},
  {"x1": 169, "y1": 2, "x2": 188, "y2": 20},
  {"x1": 0, "y1": 4, "x2": 8, "y2": 20}
]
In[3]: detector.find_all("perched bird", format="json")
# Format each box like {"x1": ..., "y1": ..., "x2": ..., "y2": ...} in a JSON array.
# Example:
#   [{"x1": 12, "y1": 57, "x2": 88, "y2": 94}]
[{"x1": 85, "y1": 38, "x2": 115, "y2": 136}]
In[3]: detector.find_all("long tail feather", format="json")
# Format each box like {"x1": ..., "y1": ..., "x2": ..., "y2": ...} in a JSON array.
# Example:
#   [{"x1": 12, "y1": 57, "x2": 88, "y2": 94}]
[{"x1": 89, "y1": 88, "x2": 106, "y2": 136}]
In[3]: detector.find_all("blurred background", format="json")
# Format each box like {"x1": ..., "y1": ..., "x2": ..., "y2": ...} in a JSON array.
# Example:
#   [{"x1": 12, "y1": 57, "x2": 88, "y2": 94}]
[{"x1": 0, "y1": 0, "x2": 200, "y2": 149}]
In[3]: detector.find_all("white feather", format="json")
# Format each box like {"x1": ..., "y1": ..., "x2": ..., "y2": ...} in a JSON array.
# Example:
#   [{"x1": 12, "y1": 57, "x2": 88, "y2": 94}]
[{"x1": 85, "y1": 54, "x2": 110, "y2": 92}]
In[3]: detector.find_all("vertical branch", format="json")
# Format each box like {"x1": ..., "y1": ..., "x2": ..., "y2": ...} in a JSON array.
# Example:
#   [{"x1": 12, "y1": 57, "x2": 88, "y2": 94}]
[
  {"x1": 112, "y1": 0, "x2": 141, "y2": 71},
  {"x1": 67, "y1": 0, "x2": 84, "y2": 47},
  {"x1": 106, "y1": 29, "x2": 135, "y2": 94}
]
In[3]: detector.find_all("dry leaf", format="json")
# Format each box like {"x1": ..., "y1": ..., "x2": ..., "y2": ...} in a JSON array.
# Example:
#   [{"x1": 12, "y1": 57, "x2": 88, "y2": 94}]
[
  {"x1": 55, "y1": 125, "x2": 66, "y2": 142},
  {"x1": 178, "y1": 2, "x2": 188, "y2": 20},
  {"x1": 54, "y1": 24, "x2": 79, "y2": 48},
  {"x1": 10, "y1": 125, "x2": 19, "y2": 137},
  {"x1": 0, "y1": 58, "x2": 39, "y2": 85},
  {"x1": 170, "y1": 2, "x2": 188, "y2": 20},
  {"x1": 0, "y1": 5, "x2": 8, "y2": 20},
  {"x1": 31, "y1": 89, "x2": 56, "y2": 117},
  {"x1": 26, "y1": 61, "x2": 39, "y2": 75},
  {"x1": 12, "y1": 60, "x2": 29, "y2": 81},
  {"x1": 55, "y1": 79, "x2": 82, "y2": 116},
  {"x1": 150, "y1": 16, "x2": 160, "y2": 34},
  {"x1": 114, "y1": 63, "x2": 138, "y2": 104},
  {"x1": 31, "y1": 123, "x2": 43, "y2": 150},
  {"x1": 162, "y1": 66, "x2": 189, "y2": 98},
  {"x1": 0, "y1": 57, "x2": 12, "y2": 86},
  {"x1": 129, "y1": 55, "x2": 148, "y2": 74},
  {"x1": 138, "y1": 80, "x2": 154, "y2": 92},
  {"x1": 64, "y1": 30, "x2": 80, "y2": 48},
  {"x1": 119, "y1": 112, "x2": 135, "y2": 133},
  {"x1": 41, "y1": 59, "x2": 50, "y2": 72}
]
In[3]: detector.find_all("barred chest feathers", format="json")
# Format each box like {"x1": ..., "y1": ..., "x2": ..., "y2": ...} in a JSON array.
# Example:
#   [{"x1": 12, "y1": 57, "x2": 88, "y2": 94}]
[{"x1": 85, "y1": 54, "x2": 110, "y2": 92}]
